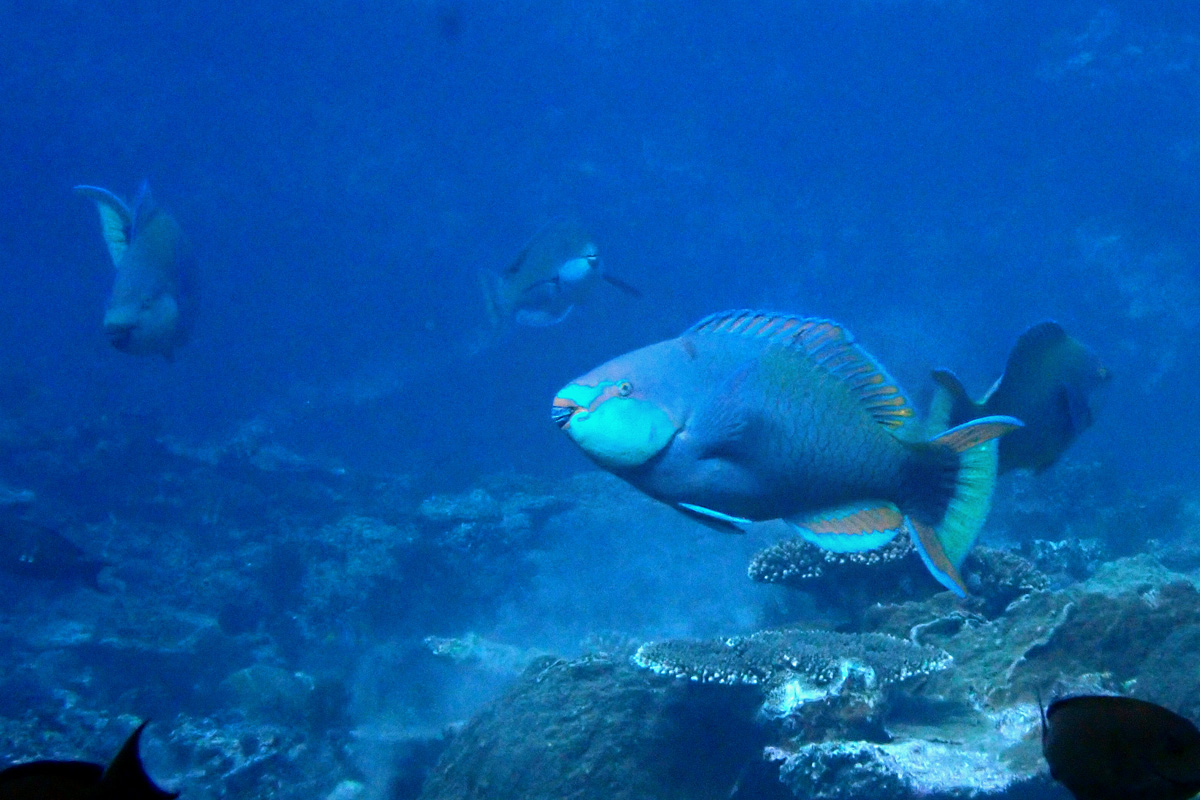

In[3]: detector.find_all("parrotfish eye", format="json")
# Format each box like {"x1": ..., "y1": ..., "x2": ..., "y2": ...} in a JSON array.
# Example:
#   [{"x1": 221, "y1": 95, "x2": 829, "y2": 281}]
[{"x1": 617, "y1": 381, "x2": 633, "y2": 397}]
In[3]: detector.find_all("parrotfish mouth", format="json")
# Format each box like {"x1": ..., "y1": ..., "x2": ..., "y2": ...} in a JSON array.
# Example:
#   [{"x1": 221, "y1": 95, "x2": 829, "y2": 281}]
[{"x1": 551, "y1": 398, "x2": 578, "y2": 429}]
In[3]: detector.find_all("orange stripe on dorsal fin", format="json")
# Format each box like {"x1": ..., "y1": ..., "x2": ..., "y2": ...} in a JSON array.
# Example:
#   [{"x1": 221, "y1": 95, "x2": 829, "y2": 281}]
[{"x1": 686, "y1": 310, "x2": 918, "y2": 432}]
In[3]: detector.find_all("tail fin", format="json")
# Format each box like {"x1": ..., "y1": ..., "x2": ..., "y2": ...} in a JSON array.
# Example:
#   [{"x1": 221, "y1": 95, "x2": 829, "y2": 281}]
[
  {"x1": 74, "y1": 185, "x2": 133, "y2": 267},
  {"x1": 905, "y1": 415, "x2": 1022, "y2": 596},
  {"x1": 478, "y1": 269, "x2": 507, "y2": 330},
  {"x1": 927, "y1": 368, "x2": 981, "y2": 433}
]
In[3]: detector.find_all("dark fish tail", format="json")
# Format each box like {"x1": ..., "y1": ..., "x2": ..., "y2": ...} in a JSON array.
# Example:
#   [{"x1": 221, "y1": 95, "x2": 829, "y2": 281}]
[
  {"x1": 931, "y1": 322, "x2": 1109, "y2": 473},
  {"x1": 927, "y1": 369, "x2": 980, "y2": 434},
  {"x1": 899, "y1": 415, "x2": 1022, "y2": 596}
]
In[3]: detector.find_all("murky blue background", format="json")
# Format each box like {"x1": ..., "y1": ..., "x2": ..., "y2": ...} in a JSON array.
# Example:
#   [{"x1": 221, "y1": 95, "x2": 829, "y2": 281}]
[{"x1": 1, "y1": 0, "x2": 1196, "y2": 483}]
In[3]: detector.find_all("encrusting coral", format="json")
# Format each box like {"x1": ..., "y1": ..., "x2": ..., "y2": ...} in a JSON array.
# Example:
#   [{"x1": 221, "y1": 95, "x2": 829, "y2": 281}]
[
  {"x1": 633, "y1": 627, "x2": 951, "y2": 734},
  {"x1": 749, "y1": 535, "x2": 1050, "y2": 618}
]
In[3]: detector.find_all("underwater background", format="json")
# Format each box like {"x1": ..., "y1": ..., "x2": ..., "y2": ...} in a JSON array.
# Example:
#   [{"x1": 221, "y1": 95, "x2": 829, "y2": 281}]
[{"x1": 1, "y1": 1, "x2": 1199, "y2": 798}]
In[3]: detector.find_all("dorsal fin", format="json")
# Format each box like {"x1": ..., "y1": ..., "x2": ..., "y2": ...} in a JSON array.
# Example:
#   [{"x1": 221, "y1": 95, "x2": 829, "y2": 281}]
[{"x1": 687, "y1": 310, "x2": 916, "y2": 430}]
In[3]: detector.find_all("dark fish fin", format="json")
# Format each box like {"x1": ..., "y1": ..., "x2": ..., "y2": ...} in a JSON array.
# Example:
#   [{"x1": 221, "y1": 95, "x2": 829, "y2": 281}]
[
  {"x1": 100, "y1": 721, "x2": 178, "y2": 800},
  {"x1": 998, "y1": 321, "x2": 1070, "y2": 386},
  {"x1": 676, "y1": 503, "x2": 749, "y2": 534},
  {"x1": 688, "y1": 310, "x2": 917, "y2": 432},
  {"x1": 786, "y1": 502, "x2": 904, "y2": 552},
  {"x1": 74, "y1": 185, "x2": 133, "y2": 267},
  {"x1": 905, "y1": 415, "x2": 1022, "y2": 596},
  {"x1": 929, "y1": 369, "x2": 984, "y2": 430},
  {"x1": 602, "y1": 273, "x2": 642, "y2": 297}
]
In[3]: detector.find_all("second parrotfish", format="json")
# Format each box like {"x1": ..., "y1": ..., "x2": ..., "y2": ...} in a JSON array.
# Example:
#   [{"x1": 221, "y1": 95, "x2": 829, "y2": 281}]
[{"x1": 552, "y1": 310, "x2": 1022, "y2": 596}]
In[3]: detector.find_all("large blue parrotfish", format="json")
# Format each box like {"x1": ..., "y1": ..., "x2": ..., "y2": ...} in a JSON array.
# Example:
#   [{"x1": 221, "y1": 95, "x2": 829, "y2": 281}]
[
  {"x1": 75, "y1": 183, "x2": 196, "y2": 359},
  {"x1": 928, "y1": 321, "x2": 1109, "y2": 473},
  {"x1": 480, "y1": 219, "x2": 640, "y2": 329},
  {"x1": 552, "y1": 310, "x2": 1022, "y2": 596}
]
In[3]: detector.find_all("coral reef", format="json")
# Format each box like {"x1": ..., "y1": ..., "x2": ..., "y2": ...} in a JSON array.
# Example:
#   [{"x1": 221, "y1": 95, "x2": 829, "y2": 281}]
[
  {"x1": 418, "y1": 655, "x2": 768, "y2": 800},
  {"x1": 634, "y1": 627, "x2": 951, "y2": 742},
  {"x1": 633, "y1": 628, "x2": 949, "y2": 695},
  {"x1": 749, "y1": 535, "x2": 1050, "y2": 619},
  {"x1": 6, "y1": 404, "x2": 1200, "y2": 800}
]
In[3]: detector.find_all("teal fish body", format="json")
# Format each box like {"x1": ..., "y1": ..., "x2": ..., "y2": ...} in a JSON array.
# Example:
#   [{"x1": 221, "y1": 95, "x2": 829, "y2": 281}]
[
  {"x1": 481, "y1": 219, "x2": 639, "y2": 329},
  {"x1": 931, "y1": 321, "x2": 1109, "y2": 472},
  {"x1": 75, "y1": 183, "x2": 195, "y2": 359},
  {"x1": 554, "y1": 311, "x2": 1020, "y2": 595}
]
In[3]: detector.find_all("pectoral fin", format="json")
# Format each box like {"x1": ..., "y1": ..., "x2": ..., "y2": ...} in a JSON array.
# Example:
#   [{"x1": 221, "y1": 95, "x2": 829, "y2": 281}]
[
  {"x1": 687, "y1": 361, "x2": 760, "y2": 459},
  {"x1": 785, "y1": 502, "x2": 904, "y2": 552},
  {"x1": 74, "y1": 185, "x2": 132, "y2": 267},
  {"x1": 676, "y1": 503, "x2": 751, "y2": 534}
]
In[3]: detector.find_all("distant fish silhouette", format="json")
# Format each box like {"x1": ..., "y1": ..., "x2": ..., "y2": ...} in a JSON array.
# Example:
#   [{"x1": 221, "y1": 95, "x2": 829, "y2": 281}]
[
  {"x1": 1041, "y1": 694, "x2": 1200, "y2": 800},
  {"x1": 0, "y1": 720, "x2": 176, "y2": 799},
  {"x1": 480, "y1": 219, "x2": 639, "y2": 329},
  {"x1": 929, "y1": 321, "x2": 1109, "y2": 473},
  {"x1": 0, "y1": 517, "x2": 107, "y2": 588},
  {"x1": 75, "y1": 182, "x2": 196, "y2": 359}
]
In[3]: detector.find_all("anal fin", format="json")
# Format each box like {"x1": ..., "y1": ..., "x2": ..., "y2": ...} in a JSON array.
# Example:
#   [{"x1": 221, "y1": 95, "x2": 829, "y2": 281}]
[
  {"x1": 785, "y1": 502, "x2": 904, "y2": 553},
  {"x1": 906, "y1": 517, "x2": 966, "y2": 597}
]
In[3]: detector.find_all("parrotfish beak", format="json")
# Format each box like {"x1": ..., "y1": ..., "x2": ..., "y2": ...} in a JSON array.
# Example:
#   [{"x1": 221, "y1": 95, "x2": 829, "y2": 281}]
[{"x1": 551, "y1": 398, "x2": 577, "y2": 429}]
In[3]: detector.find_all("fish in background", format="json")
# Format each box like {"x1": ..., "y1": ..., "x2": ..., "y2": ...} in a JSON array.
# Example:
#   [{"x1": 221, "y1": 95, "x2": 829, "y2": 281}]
[
  {"x1": 479, "y1": 219, "x2": 640, "y2": 329},
  {"x1": 552, "y1": 310, "x2": 1020, "y2": 596},
  {"x1": 1041, "y1": 694, "x2": 1200, "y2": 800},
  {"x1": 0, "y1": 720, "x2": 176, "y2": 799},
  {"x1": 75, "y1": 182, "x2": 196, "y2": 359},
  {"x1": 928, "y1": 321, "x2": 1109, "y2": 473},
  {"x1": 0, "y1": 517, "x2": 108, "y2": 589}
]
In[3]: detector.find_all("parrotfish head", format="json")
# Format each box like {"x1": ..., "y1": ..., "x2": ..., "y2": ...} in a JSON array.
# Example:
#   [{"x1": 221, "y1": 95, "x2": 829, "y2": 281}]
[
  {"x1": 553, "y1": 374, "x2": 678, "y2": 470},
  {"x1": 104, "y1": 286, "x2": 180, "y2": 356},
  {"x1": 556, "y1": 243, "x2": 600, "y2": 288}
]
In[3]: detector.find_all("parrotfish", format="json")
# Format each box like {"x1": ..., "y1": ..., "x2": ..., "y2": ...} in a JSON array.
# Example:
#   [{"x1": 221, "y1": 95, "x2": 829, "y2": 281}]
[
  {"x1": 552, "y1": 310, "x2": 1020, "y2": 596},
  {"x1": 0, "y1": 720, "x2": 177, "y2": 799},
  {"x1": 480, "y1": 219, "x2": 640, "y2": 328},
  {"x1": 1041, "y1": 694, "x2": 1200, "y2": 800},
  {"x1": 929, "y1": 321, "x2": 1109, "y2": 473},
  {"x1": 75, "y1": 182, "x2": 195, "y2": 359}
]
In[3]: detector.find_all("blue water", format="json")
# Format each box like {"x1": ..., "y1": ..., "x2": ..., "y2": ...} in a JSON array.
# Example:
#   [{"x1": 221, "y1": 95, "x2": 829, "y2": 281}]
[
  {"x1": 0, "y1": 1, "x2": 1198, "y2": 794},
  {"x1": 0, "y1": 0, "x2": 1194, "y2": 484}
]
